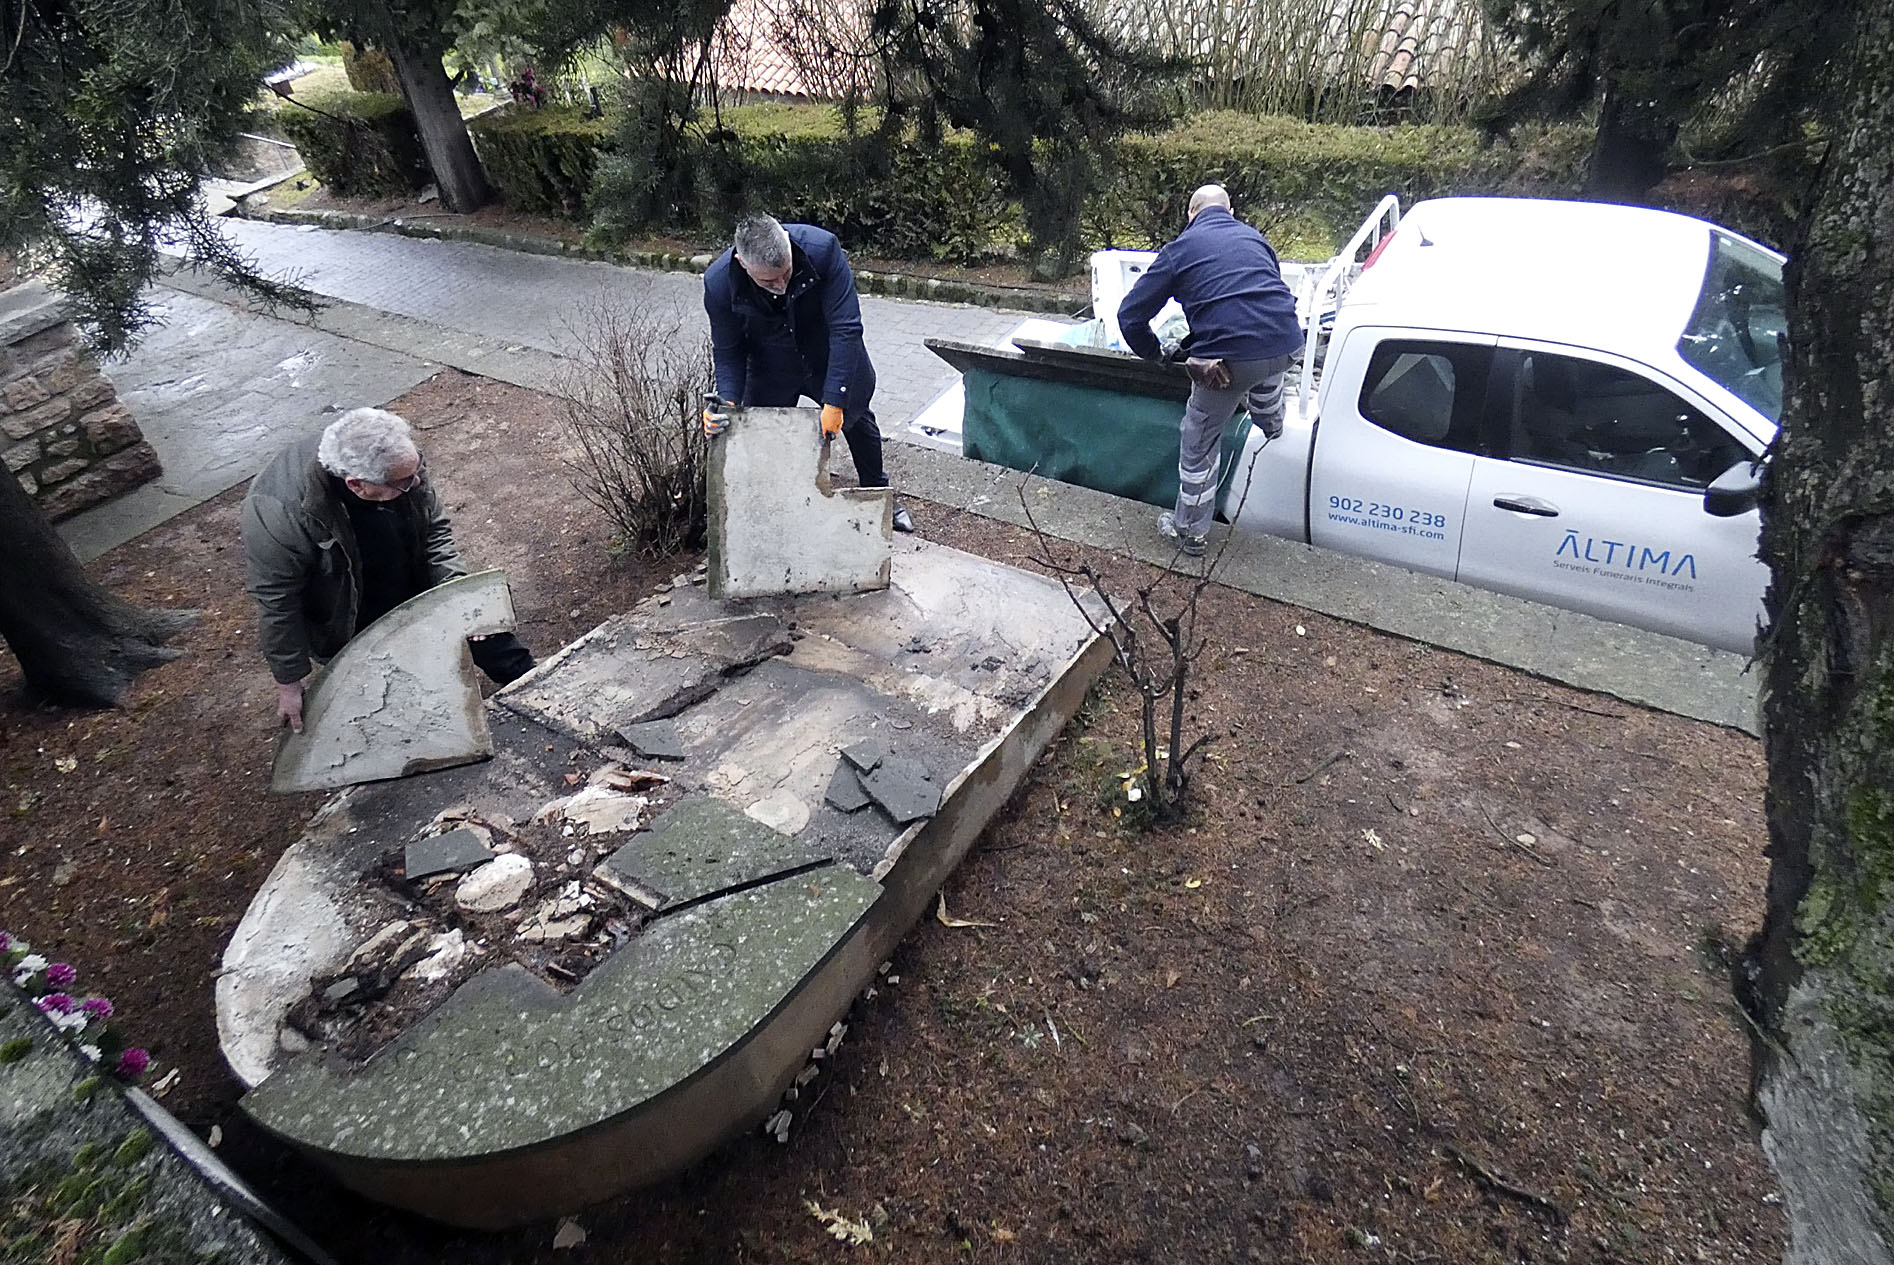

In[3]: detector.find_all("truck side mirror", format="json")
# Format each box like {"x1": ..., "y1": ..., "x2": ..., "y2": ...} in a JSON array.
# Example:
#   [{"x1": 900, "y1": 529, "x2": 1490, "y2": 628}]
[{"x1": 1704, "y1": 459, "x2": 1764, "y2": 518}]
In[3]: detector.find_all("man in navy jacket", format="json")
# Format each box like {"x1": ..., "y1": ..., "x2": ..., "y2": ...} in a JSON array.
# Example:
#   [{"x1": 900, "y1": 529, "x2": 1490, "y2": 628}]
[
  {"x1": 702, "y1": 215, "x2": 914, "y2": 532},
  {"x1": 1117, "y1": 184, "x2": 1303, "y2": 556}
]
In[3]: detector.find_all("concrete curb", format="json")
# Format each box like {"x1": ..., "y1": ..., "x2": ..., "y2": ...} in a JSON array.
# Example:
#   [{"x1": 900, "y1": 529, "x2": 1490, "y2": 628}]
[
  {"x1": 228, "y1": 204, "x2": 1088, "y2": 316},
  {"x1": 882, "y1": 443, "x2": 1760, "y2": 736}
]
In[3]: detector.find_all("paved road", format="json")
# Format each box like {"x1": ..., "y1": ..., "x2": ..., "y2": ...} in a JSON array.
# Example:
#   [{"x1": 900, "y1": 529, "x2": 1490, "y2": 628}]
[{"x1": 216, "y1": 219, "x2": 1028, "y2": 429}]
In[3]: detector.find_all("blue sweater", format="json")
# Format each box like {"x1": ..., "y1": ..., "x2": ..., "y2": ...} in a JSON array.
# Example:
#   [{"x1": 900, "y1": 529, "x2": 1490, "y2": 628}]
[
  {"x1": 1115, "y1": 206, "x2": 1303, "y2": 363},
  {"x1": 703, "y1": 223, "x2": 872, "y2": 411}
]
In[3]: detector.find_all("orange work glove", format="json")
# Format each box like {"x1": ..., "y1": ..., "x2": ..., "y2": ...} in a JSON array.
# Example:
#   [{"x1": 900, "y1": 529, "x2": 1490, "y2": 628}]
[
  {"x1": 820, "y1": 405, "x2": 845, "y2": 437},
  {"x1": 702, "y1": 400, "x2": 733, "y2": 437}
]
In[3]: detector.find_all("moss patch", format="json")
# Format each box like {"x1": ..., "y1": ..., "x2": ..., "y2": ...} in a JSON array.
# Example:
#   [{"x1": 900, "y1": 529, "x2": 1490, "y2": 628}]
[{"x1": 0, "y1": 1127, "x2": 227, "y2": 1265}]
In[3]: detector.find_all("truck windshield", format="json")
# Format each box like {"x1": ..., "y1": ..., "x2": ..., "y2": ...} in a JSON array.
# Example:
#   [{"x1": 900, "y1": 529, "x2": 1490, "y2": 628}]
[{"x1": 1677, "y1": 232, "x2": 1787, "y2": 423}]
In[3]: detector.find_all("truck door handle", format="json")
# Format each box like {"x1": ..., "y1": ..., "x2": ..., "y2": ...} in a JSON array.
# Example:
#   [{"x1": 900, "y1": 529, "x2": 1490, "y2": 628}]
[{"x1": 1493, "y1": 495, "x2": 1560, "y2": 517}]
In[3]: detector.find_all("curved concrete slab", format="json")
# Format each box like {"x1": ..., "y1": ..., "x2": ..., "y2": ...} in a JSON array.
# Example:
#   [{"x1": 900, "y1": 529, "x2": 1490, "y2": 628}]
[
  {"x1": 271, "y1": 570, "x2": 518, "y2": 793},
  {"x1": 220, "y1": 541, "x2": 1108, "y2": 1226}
]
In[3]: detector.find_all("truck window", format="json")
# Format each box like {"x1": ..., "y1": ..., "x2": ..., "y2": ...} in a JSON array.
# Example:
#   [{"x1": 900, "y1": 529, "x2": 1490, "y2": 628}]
[
  {"x1": 1357, "y1": 341, "x2": 1489, "y2": 454},
  {"x1": 1504, "y1": 350, "x2": 1749, "y2": 490},
  {"x1": 1677, "y1": 231, "x2": 1786, "y2": 422}
]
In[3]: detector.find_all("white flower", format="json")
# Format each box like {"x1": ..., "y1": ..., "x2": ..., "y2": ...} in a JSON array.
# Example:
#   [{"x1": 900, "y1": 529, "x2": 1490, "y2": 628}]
[
  {"x1": 79, "y1": 1044, "x2": 102, "y2": 1062},
  {"x1": 54, "y1": 1011, "x2": 88, "y2": 1034},
  {"x1": 12, "y1": 954, "x2": 48, "y2": 986}
]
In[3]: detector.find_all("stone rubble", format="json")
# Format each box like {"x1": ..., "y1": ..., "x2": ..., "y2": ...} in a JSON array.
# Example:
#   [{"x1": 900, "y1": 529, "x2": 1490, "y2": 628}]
[{"x1": 456, "y1": 853, "x2": 535, "y2": 914}]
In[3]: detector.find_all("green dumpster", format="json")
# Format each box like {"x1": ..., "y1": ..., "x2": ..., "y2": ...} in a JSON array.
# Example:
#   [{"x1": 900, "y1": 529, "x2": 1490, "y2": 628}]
[{"x1": 960, "y1": 368, "x2": 1253, "y2": 514}]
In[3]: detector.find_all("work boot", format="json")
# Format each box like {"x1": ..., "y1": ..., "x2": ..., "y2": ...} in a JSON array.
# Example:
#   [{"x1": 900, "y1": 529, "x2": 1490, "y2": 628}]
[
  {"x1": 1156, "y1": 511, "x2": 1206, "y2": 558},
  {"x1": 892, "y1": 503, "x2": 916, "y2": 534}
]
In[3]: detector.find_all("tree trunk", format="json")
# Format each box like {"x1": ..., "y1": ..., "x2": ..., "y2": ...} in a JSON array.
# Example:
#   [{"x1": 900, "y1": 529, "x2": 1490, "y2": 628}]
[
  {"x1": 384, "y1": 33, "x2": 490, "y2": 213},
  {"x1": 1583, "y1": 80, "x2": 1675, "y2": 204},
  {"x1": 0, "y1": 465, "x2": 195, "y2": 707},
  {"x1": 1748, "y1": 1, "x2": 1894, "y2": 1259}
]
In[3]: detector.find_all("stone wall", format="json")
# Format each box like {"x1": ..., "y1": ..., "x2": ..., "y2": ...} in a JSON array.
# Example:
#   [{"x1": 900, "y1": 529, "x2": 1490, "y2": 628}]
[{"x1": 0, "y1": 281, "x2": 161, "y2": 520}]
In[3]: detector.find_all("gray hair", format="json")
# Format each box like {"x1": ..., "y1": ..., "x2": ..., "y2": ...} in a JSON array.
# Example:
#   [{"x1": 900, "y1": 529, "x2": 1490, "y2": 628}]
[
  {"x1": 733, "y1": 215, "x2": 791, "y2": 270},
  {"x1": 1187, "y1": 184, "x2": 1231, "y2": 220},
  {"x1": 317, "y1": 408, "x2": 419, "y2": 482}
]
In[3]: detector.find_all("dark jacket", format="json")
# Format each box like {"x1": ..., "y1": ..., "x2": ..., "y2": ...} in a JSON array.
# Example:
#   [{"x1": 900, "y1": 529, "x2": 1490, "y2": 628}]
[
  {"x1": 240, "y1": 432, "x2": 464, "y2": 684},
  {"x1": 702, "y1": 224, "x2": 874, "y2": 412},
  {"x1": 1116, "y1": 206, "x2": 1303, "y2": 364}
]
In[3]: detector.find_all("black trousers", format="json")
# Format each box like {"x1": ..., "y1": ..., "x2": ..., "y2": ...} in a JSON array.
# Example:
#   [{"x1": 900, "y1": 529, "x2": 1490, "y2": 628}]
[
  {"x1": 468, "y1": 633, "x2": 536, "y2": 685},
  {"x1": 354, "y1": 607, "x2": 536, "y2": 685}
]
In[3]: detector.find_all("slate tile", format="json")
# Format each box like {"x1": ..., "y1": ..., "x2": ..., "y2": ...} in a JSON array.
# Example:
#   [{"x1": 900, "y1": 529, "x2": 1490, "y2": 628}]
[
  {"x1": 405, "y1": 828, "x2": 495, "y2": 880},
  {"x1": 860, "y1": 756, "x2": 941, "y2": 824},
  {"x1": 841, "y1": 739, "x2": 891, "y2": 773},
  {"x1": 615, "y1": 718, "x2": 686, "y2": 761},
  {"x1": 824, "y1": 761, "x2": 873, "y2": 812},
  {"x1": 593, "y1": 796, "x2": 831, "y2": 910}
]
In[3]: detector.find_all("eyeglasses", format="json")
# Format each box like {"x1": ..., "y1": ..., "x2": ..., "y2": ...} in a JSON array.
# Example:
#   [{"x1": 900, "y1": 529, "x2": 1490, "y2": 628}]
[{"x1": 383, "y1": 456, "x2": 426, "y2": 493}]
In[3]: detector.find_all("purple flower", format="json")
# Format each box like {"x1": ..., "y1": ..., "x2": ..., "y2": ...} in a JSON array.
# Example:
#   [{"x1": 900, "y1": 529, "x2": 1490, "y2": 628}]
[
  {"x1": 45, "y1": 963, "x2": 76, "y2": 988},
  {"x1": 80, "y1": 997, "x2": 114, "y2": 1020},
  {"x1": 114, "y1": 1048, "x2": 150, "y2": 1080},
  {"x1": 36, "y1": 993, "x2": 75, "y2": 1014},
  {"x1": 0, "y1": 931, "x2": 11, "y2": 953}
]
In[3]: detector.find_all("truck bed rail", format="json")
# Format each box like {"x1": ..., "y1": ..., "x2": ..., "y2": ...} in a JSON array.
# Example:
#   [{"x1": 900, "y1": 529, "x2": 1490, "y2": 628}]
[{"x1": 1297, "y1": 195, "x2": 1402, "y2": 414}]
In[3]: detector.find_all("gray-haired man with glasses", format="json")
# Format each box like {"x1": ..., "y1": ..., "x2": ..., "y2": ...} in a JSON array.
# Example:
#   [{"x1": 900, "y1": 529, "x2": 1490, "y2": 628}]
[{"x1": 241, "y1": 407, "x2": 535, "y2": 733}]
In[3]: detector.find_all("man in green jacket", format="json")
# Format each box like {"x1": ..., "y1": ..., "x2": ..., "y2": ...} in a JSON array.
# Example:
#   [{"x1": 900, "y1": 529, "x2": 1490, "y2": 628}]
[{"x1": 240, "y1": 408, "x2": 534, "y2": 733}]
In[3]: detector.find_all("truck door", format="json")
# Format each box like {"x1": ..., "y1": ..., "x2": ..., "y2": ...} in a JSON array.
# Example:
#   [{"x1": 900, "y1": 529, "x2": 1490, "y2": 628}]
[
  {"x1": 1308, "y1": 332, "x2": 1493, "y2": 579},
  {"x1": 1457, "y1": 344, "x2": 1766, "y2": 654}
]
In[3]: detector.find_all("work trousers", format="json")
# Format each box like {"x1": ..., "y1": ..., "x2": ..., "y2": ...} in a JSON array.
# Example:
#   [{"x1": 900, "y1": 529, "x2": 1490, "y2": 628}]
[
  {"x1": 746, "y1": 378, "x2": 887, "y2": 488},
  {"x1": 1174, "y1": 353, "x2": 1294, "y2": 538}
]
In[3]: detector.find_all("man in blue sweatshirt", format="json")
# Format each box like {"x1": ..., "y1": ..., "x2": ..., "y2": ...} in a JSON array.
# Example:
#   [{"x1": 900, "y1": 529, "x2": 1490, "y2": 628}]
[
  {"x1": 1116, "y1": 184, "x2": 1303, "y2": 556},
  {"x1": 702, "y1": 215, "x2": 915, "y2": 533}
]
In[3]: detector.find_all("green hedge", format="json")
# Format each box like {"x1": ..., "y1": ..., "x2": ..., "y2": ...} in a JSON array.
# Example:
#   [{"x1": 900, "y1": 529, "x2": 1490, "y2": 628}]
[
  {"x1": 279, "y1": 90, "x2": 1594, "y2": 262},
  {"x1": 470, "y1": 105, "x2": 613, "y2": 217},
  {"x1": 589, "y1": 104, "x2": 1588, "y2": 262},
  {"x1": 1089, "y1": 113, "x2": 1486, "y2": 251},
  {"x1": 278, "y1": 91, "x2": 428, "y2": 197},
  {"x1": 724, "y1": 107, "x2": 1008, "y2": 263}
]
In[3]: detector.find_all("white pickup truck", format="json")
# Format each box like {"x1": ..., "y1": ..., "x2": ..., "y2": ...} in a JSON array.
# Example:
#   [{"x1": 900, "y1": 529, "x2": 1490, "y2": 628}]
[{"x1": 921, "y1": 196, "x2": 1782, "y2": 655}]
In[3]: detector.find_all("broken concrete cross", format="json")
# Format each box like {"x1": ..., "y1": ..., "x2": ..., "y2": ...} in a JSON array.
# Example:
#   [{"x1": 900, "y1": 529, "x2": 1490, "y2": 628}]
[{"x1": 708, "y1": 405, "x2": 890, "y2": 599}]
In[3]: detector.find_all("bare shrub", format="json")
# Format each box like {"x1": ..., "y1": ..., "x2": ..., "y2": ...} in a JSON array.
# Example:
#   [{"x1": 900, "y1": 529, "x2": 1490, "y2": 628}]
[
  {"x1": 559, "y1": 300, "x2": 715, "y2": 558},
  {"x1": 1018, "y1": 450, "x2": 1266, "y2": 825}
]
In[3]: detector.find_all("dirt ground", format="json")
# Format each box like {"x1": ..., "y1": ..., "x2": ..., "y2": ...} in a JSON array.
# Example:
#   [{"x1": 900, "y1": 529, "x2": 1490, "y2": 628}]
[{"x1": 0, "y1": 370, "x2": 1781, "y2": 1263}]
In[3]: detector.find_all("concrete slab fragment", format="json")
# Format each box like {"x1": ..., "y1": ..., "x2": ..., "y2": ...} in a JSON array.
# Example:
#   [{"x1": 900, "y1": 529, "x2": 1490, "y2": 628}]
[
  {"x1": 242, "y1": 868, "x2": 882, "y2": 1162},
  {"x1": 615, "y1": 718, "x2": 686, "y2": 761},
  {"x1": 271, "y1": 571, "x2": 518, "y2": 793},
  {"x1": 824, "y1": 761, "x2": 873, "y2": 812},
  {"x1": 500, "y1": 608, "x2": 792, "y2": 746},
  {"x1": 708, "y1": 405, "x2": 891, "y2": 599},
  {"x1": 404, "y1": 829, "x2": 494, "y2": 880},
  {"x1": 594, "y1": 796, "x2": 832, "y2": 910}
]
